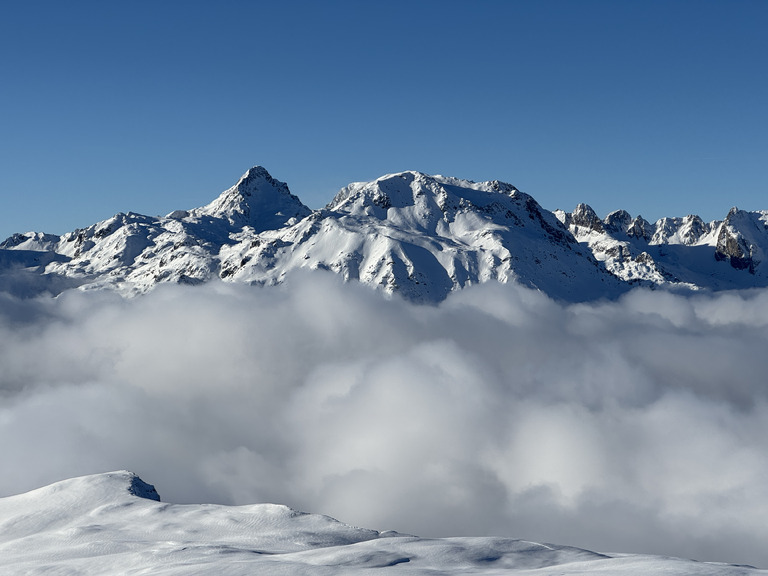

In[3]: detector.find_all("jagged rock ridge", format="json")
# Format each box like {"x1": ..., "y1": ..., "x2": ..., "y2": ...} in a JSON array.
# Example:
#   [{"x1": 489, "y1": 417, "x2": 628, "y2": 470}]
[{"x1": 554, "y1": 202, "x2": 768, "y2": 291}]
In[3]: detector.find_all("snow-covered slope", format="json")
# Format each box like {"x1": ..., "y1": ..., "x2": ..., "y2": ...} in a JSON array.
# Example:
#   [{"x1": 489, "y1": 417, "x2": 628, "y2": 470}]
[
  {"x1": 3, "y1": 166, "x2": 768, "y2": 301},
  {"x1": 1, "y1": 472, "x2": 762, "y2": 575}
]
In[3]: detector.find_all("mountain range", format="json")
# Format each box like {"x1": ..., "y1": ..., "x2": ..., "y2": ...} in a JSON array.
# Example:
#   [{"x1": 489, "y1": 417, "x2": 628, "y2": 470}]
[{"x1": 2, "y1": 166, "x2": 767, "y2": 301}]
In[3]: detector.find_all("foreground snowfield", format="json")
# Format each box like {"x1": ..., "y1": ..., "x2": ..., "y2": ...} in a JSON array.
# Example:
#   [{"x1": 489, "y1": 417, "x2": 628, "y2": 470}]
[{"x1": 1, "y1": 471, "x2": 762, "y2": 575}]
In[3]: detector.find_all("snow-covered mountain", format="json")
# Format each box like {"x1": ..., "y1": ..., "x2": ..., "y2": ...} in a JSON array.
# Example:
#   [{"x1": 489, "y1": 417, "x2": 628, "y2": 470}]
[
  {"x1": 2, "y1": 166, "x2": 767, "y2": 301},
  {"x1": 554, "y1": 203, "x2": 768, "y2": 291},
  {"x1": 2, "y1": 471, "x2": 762, "y2": 575},
  {"x1": 217, "y1": 170, "x2": 625, "y2": 302}
]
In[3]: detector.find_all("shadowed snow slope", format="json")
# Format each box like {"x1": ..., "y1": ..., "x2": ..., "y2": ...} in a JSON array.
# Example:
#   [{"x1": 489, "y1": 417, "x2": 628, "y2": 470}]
[{"x1": 0, "y1": 472, "x2": 763, "y2": 575}]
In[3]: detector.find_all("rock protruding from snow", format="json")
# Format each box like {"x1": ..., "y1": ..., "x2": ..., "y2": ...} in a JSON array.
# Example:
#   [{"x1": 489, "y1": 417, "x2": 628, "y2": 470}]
[
  {"x1": 714, "y1": 207, "x2": 768, "y2": 273},
  {"x1": 651, "y1": 215, "x2": 709, "y2": 245},
  {"x1": 603, "y1": 209, "x2": 633, "y2": 234},
  {"x1": 0, "y1": 232, "x2": 61, "y2": 252},
  {"x1": 626, "y1": 215, "x2": 653, "y2": 242},
  {"x1": 568, "y1": 204, "x2": 604, "y2": 233},
  {"x1": 193, "y1": 166, "x2": 312, "y2": 232},
  {"x1": 127, "y1": 474, "x2": 161, "y2": 501}
]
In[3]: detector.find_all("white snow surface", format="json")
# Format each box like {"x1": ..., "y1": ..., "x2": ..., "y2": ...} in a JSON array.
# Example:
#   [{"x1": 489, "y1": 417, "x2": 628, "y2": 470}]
[{"x1": 1, "y1": 471, "x2": 762, "y2": 576}]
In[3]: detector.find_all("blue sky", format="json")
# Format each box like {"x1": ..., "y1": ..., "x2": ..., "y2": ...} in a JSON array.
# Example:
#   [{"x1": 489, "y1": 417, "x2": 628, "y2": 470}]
[{"x1": 1, "y1": 0, "x2": 766, "y2": 240}]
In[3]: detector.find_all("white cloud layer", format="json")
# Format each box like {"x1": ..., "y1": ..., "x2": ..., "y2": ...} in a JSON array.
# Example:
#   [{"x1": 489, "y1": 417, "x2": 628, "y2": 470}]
[{"x1": 2, "y1": 274, "x2": 768, "y2": 567}]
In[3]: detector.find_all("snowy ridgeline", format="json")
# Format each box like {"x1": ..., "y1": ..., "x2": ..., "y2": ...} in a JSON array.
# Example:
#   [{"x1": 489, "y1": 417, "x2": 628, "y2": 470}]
[
  {"x1": 1, "y1": 471, "x2": 762, "y2": 576},
  {"x1": 2, "y1": 166, "x2": 768, "y2": 301}
]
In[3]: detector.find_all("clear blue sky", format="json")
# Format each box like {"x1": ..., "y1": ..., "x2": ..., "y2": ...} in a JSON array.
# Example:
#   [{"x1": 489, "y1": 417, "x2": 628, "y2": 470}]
[{"x1": 1, "y1": 0, "x2": 766, "y2": 240}]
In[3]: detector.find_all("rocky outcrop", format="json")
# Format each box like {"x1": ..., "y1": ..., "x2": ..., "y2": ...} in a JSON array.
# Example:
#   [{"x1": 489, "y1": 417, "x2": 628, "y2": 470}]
[
  {"x1": 568, "y1": 204, "x2": 604, "y2": 233},
  {"x1": 558, "y1": 202, "x2": 768, "y2": 289},
  {"x1": 626, "y1": 216, "x2": 653, "y2": 242},
  {"x1": 714, "y1": 208, "x2": 763, "y2": 273}
]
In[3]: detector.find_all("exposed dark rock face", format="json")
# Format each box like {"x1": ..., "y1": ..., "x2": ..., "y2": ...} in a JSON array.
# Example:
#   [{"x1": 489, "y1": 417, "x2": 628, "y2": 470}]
[
  {"x1": 603, "y1": 210, "x2": 632, "y2": 234},
  {"x1": 570, "y1": 204, "x2": 604, "y2": 233},
  {"x1": 626, "y1": 216, "x2": 653, "y2": 242},
  {"x1": 715, "y1": 209, "x2": 756, "y2": 273},
  {"x1": 128, "y1": 474, "x2": 161, "y2": 501},
  {"x1": 680, "y1": 215, "x2": 708, "y2": 245}
]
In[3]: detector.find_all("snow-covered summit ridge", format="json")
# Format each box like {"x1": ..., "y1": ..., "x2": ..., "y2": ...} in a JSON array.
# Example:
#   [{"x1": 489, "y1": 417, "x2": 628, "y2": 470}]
[
  {"x1": 3, "y1": 165, "x2": 768, "y2": 300},
  {"x1": 328, "y1": 170, "x2": 520, "y2": 214},
  {"x1": 323, "y1": 170, "x2": 568, "y2": 245},
  {"x1": 2, "y1": 470, "x2": 160, "y2": 505}
]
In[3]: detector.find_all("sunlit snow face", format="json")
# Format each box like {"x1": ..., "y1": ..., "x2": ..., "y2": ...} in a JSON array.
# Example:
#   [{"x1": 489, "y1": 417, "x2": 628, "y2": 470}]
[{"x1": 2, "y1": 274, "x2": 768, "y2": 567}]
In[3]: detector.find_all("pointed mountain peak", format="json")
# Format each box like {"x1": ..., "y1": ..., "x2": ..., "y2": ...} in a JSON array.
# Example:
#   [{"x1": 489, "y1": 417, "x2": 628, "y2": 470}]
[
  {"x1": 235, "y1": 166, "x2": 283, "y2": 194},
  {"x1": 569, "y1": 203, "x2": 604, "y2": 232},
  {"x1": 193, "y1": 166, "x2": 311, "y2": 232},
  {"x1": 627, "y1": 215, "x2": 652, "y2": 241},
  {"x1": 603, "y1": 209, "x2": 633, "y2": 233}
]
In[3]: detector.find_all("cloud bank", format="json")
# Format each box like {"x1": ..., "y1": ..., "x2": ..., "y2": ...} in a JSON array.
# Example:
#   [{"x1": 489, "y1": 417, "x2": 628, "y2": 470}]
[{"x1": 2, "y1": 274, "x2": 768, "y2": 567}]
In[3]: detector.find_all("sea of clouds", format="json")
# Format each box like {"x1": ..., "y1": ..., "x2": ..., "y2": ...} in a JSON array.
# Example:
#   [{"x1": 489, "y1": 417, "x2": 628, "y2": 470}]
[{"x1": 1, "y1": 272, "x2": 768, "y2": 567}]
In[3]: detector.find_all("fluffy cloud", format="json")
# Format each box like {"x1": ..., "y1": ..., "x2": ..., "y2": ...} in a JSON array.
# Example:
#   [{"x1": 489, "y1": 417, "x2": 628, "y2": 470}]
[{"x1": 1, "y1": 273, "x2": 768, "y2": 567}]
